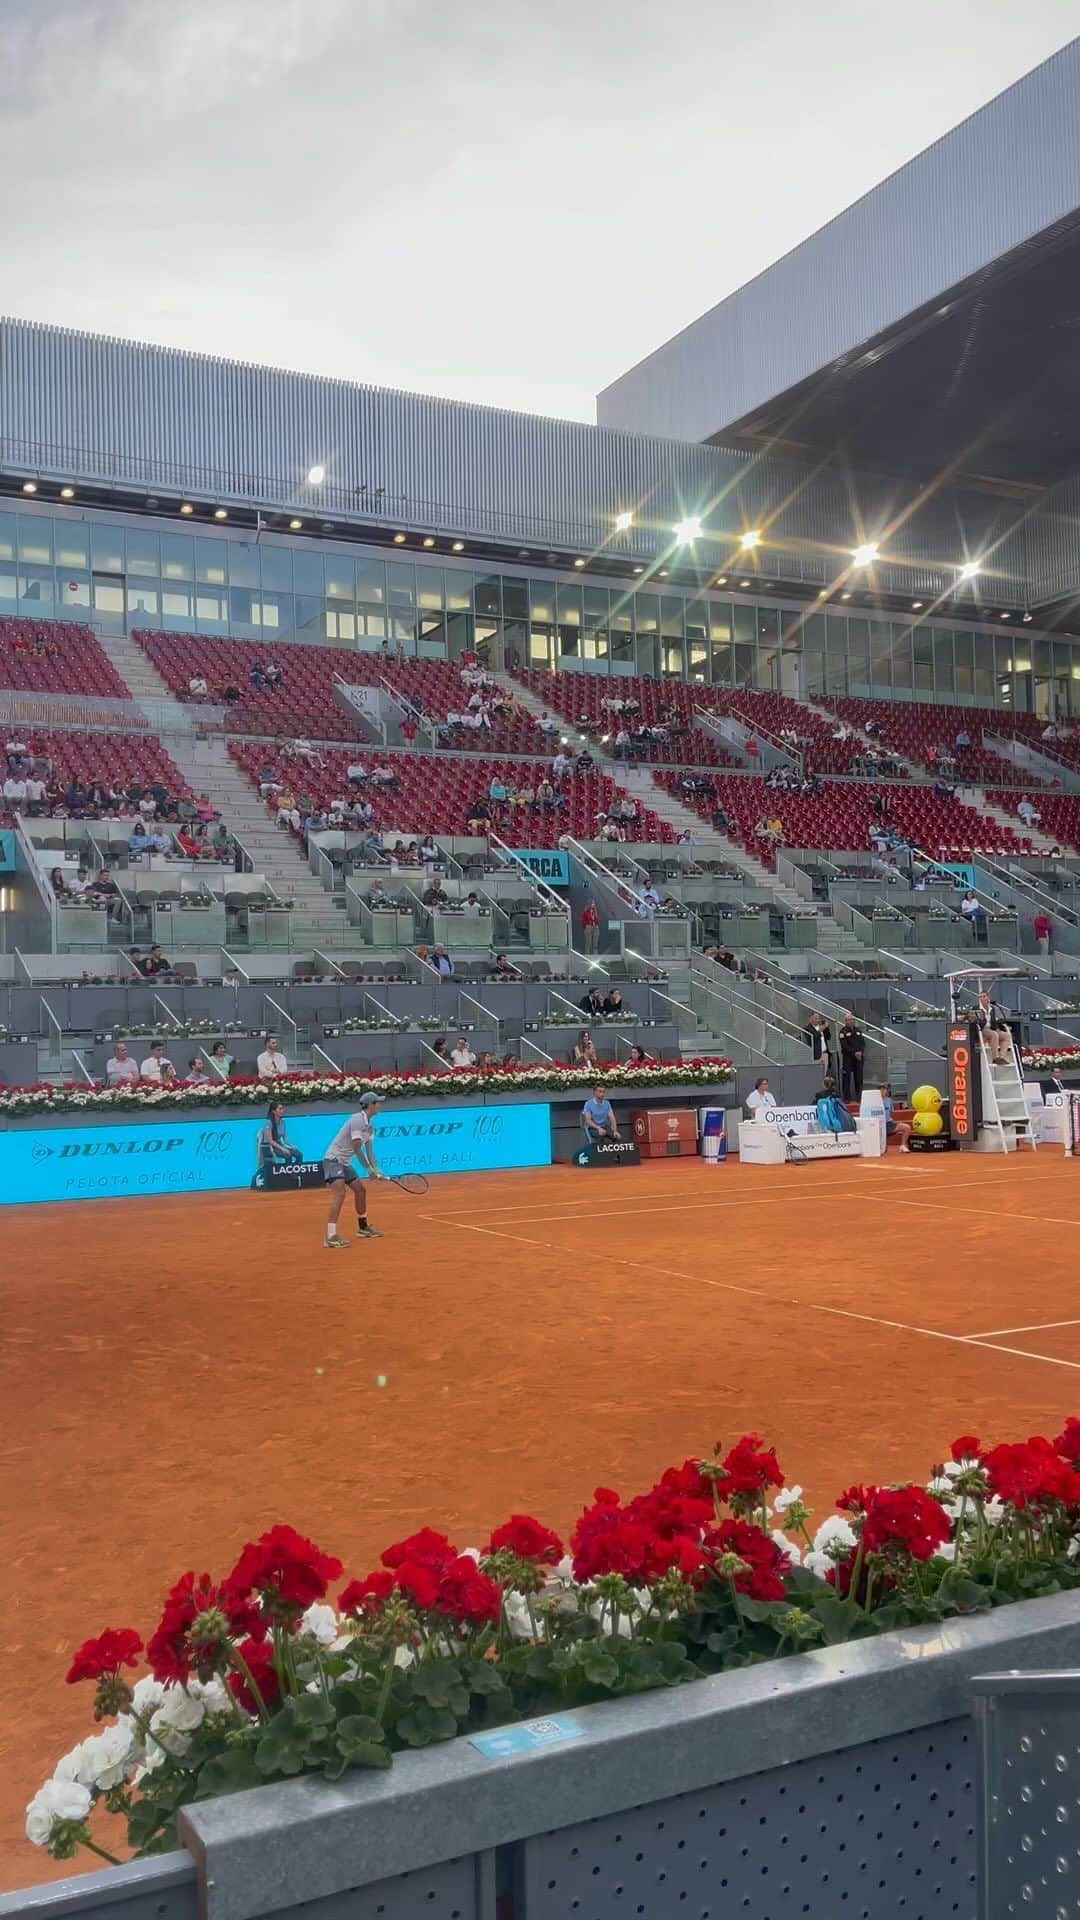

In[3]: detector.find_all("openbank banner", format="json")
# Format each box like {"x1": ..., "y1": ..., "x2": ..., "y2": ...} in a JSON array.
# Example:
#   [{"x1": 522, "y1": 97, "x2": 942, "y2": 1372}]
[{"x1": 0, "y1": 1102, "x2": 553, "y2": 1206}]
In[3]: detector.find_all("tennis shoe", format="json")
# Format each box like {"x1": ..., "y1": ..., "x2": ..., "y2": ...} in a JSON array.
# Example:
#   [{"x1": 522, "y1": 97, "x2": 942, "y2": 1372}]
[
  {"x1": 325, "y1": 1235, "x2": 350, "y2": 1249},
  {"x1": 356, "y1": 1224, "x2": 383, "y2": 1238}
]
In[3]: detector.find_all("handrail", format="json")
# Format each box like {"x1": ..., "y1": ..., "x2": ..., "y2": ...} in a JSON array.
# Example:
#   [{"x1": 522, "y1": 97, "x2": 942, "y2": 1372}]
[
  {"x1": 362, "y1": 989, "x2": 398, "y2": 1026},
  {"x1": 313, "y1": 948, "x2": 349, "y2": 981},
  {"x1": 559, "y1": 834, "x2": 649, "y2": 916},
  {"x1": 152, "y1": 992, "x2": 183, "y2": 1031},
  {"x1": 547, "y1": 986, "x2": 587, "y2": 1025},
  {"x1": 520, "y1": 1034, "x2": 554, "y2": 1064},
  {"x1": 457, "y1": 989, "x2": 496, "y2": 1035},
  {"x1": 487, "y1": 833, "x2": 569, "y2": 915},
  {"x1": 262, "y1": 991, "x2": 299, "y2": 1064},
  {"x1": 69, "y1": 1047, "x2": 95, "y2": 1085},
  {"x1": 220, "y1": 947, "x2": 249, "y2": 984},
  {"x1": 689, "y1": 964, "x2": 810, "y2": 1049},
  {"x1": 40, "y1": 995, "x2": 63, "y2": 1063},
  {"x1": 312, "y1": 1041, "x2": 340, "y2": 1073}
]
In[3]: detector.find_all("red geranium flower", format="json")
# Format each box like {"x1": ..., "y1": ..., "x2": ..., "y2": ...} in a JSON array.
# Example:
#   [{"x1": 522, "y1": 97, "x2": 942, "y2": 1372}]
[
  {"x1": 950, "y1": 1435, "x2": 982, "y2": 1462},
  {"x1": 147, "y1": 1572, "x2": 263, "y2": 1685},
  {"x1": 485, "y1": 1515, "x2": 564, "y2": 1563},
  {"x1": 861, "y1": 1486, "x2": 951, "y2": 1562},
  {"x1": 227, "y1": 1636, "x2": 280, "y2": 1715},
  {"x1": 66, "y1": 1627, "x2": 143, "y2": 1686},
  {"x1": 706, "y1": 1518, "x2": 788, "y2": 1602},
  {"x1": 434, "y1": 1557, "x2": 502, "y2": 1628},
  {"x1": 983, "y1": 1438, "x2": 1080, "y2": 1511},
  {"x1": 719, "y1": 1434, "x2": 784, "y2": 1500},
  {"x1": 339, "y1": 1570, "x2": 395, "y2": 1617},
  {"x1": 392, "y1": 1558, "x2": 443, "y2": 1611},
  {"x1": 381, "y1": 1528, "x2": 456, "y2": 1571},
  {"x1": 837, "y1": 1483, "x2": 874, "y2": 1516},
  {"x1": 1055, "y1": 1419, "x2": 1080, "y2": 1467},
  {"x1": 226, "y1": 1524, "x2": 343, "y2": 1623}
]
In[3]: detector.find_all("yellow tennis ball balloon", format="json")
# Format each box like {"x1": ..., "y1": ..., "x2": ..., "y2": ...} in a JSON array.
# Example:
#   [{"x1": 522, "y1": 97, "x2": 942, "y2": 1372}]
[
  {"x1": 910, "y1": 1085, "x2": 942, "y2": 1113},
  {"x1": 911, "y1": 1109, "x2": 944, "y2": 1136}
]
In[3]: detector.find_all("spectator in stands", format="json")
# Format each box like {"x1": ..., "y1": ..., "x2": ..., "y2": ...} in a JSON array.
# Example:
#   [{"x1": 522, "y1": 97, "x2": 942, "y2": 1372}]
[
  {"x1": 104, "y1": 1041, "x2": 139, "y2": 1086},
  {"x1": 427, "y1": 1039, "x2": 451, "y2": 1068},
  {"x1": 601, "y1": 987, "x2": 624, "y2": 1019},
  {"x1": 492, "y1": 953, "x2": 516, "y2": 977},
  {"x1": 535, "y1": 778, "x2": 560, "y2": 810},
  {"x1": 537, "y1": 711, "x2": 559, "y2": 734},
  {"x1": 372, "y1": 763, "x2": 398, "y2": 788},
  {"x1": 745, "y1": 1077, "x2": 776, "y2": 1117},
  {"x1": 264, "y1": 662, "x2": 283, "y2": 689},
  {"x1": 189, "y1": 675, "x2": 208, "y2": 698},
  {"x1": 463, "y1": 892, "x2": 483, "y2": 915},
  {"x1": 954, "y1": 727, "x2": 972, "y2": 751},
  {"x1": 250, "y1": 664, "x2": 266, "y2": 692},
  {"x1": 488, "y1": 774, "x2": 508, "y2": 805},
  {"x1": 805, "y1": 1010, "x2": 833, "y2": 1076},
  {"x1": 1034, "y1": 909, "x2": 1053, "y2": 957},
  {"x1": 576, "y1": 747, "x2": 594, "y2": 772},
  {"x1": 140, "y1": 1040, "x2": 173, "y2": 1083},
  {"x1": 637, "y1": 883, "x2": 660, "y2": 919},
  {"x1": 88, "y1": 870, "x2": 120, "y2": 914},
  {"x1": 711, "y1": 802, "x2": 731, "y2": 834},
  {"x1": 431, "y1": 946, "x2": 455, "y2": 978},
  {"x1": 49, "y1": 865, "x2": 71, "y2": 899},
  {"x1": 500, "y1": 1050, "x2": 519, "y2": 1070},
  {"x1": 582, "y1": 1084, "x2": 621, "y2": 1143},
  {"x1": 257, "y1": 1035, "x2": 289, "y2": 1078},
  {"x1": 552, "y1": 748, "x2": 573, "y2": 779},
  {"x1": 838, "y1": 1013, "x2": 866, "y2": 1101},
  {"x1": 5, "y1": 734, "x2": 28, "y2": 771},
  {"x1": 1017, "y1": 796, "x2": 1041, "y2": 828},
  {"x1": 22, "y1": 771, "x2": 46, "y2": 814},
  {"x1": 581, "y1": 898, "x2": 600, "y2": 954},
  {"x1": 466, "y1": 799, "x2": 492, "y2": 833},
  {"x1": 627, "y1": 1045, "x2": 652, "y2": 1068},
  {"x1": 186, "y1": 1056, "x2": 211, "y2": 1085},
  {"x1": 599, "y1": 818, "x2": 625, "y2": 843},
  {"x1": 510, "y1": 782, "x2": 535, "y2": 811},
  {"x1": 293, "y1": 738, "x2": 322, "y2": 767},
  {"x1": 139, "y1": 946, "x2": 170, "y2": 979},
  {"x1": 368, "y1": 880, "x2": 392, "y2": 910},
  {"x1": 419, "y1": 835, "x2": 440, "y2": 863},
  {"x1": 960, "y1": 889, "x2": 990, "y2": 944},
  {"x1": 423, "y1": 878, "x2": 449, "y2": 907},
  {"x1": 208, "y1": 1039, "x2": 234, "y2": 1079},
  {"x1": 580, "y1": 985, "x2": 605, "y2": 1018},
  {"x1": 573, "y1": 1029, "x2": 600, "y2": 1067},
  {"x1": 346, "y1": 759, "x2": 367, "y2": 786},
  {"x1": 3, "y1": 767, "x2": 27, "y2": 809},
  {"x1": 451, "y1": 1034, "x2": 477, "y2": 1069},
  {"x1": 221, "y1": 683, "x2": 241, "y2": 705}
]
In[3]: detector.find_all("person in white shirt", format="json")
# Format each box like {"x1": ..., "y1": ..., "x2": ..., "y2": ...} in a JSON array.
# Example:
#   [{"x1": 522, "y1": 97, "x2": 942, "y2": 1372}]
[
  {"x1": 140, "y1": 1041, "x2": 173, "y2": 1082},
  {"x1": 638, "y1": 884, "x2": 661, "y2": 918},
  {"x1": 552, "y1": 751, "x2": 572, "y2": 778},
  {"x1": 104, "y1": 1042, "x2": 139, "y2": 1085},
  {"x1": 3, "y1": 774, "x2": 26, "y2": 805},
  {"x1": 23, "y1": 774, "x2": 45, "y2": 813},
  {"x1": 745, "y1": 1077, "x2": 777, "y2": 1116},
  {"x1": 322, "y1": 1094, "x2": 384, "y2": 1248},
  {"x1": 188, "y1": 676, "x2": 208, "y2": 697},
  {"x1": 257, "y1": 1036, "x2": 289, "y2": 1077},
  {"x1": 66, "y1": 867, "x2": 91, "y2": 897},
  {"x1": 293, "y1": 738, "x2": 322, "y2": 765},
  {"x1": 537, "y1": 712, "x2": 559, "y2": 734},
  {"x1": 450, "y1": 1035, "x2": 477, "y2": 1069},
  {"x1": 347, "y1": 761, "x2": 367, "y2": 785},
  {"x1": 1017, "y1": 797, "x2": 1041, "y2": 828}
]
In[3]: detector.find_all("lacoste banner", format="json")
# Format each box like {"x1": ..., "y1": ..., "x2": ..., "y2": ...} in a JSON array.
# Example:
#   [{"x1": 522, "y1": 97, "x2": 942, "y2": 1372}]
[{"x1": 0, "y1": 1103, "x2": 553, "y2": 1205}]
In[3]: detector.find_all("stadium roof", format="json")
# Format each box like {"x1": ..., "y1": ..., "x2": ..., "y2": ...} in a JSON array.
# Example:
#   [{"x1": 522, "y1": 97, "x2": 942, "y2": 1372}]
[{"x1": 597, "y1": 39, "x2": 1080, "y2": 502}]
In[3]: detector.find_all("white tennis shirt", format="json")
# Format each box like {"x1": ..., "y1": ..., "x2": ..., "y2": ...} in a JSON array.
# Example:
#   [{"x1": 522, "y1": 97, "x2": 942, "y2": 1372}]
[{"x1": 325, "y1": 1111, "x2": 374, "y2": 1166}]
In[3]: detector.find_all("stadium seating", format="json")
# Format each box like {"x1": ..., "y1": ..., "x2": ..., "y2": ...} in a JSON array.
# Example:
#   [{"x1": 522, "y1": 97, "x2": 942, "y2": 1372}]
[
  {"x1": 0, "y1": 617, "x2": 129, "y2": 700},
  {"x1": 135, "y1": 633, "x2": 544, "y2": 751},
  {"x1": 988, "y1": 789, "x2": 1080, "y2": 850},
  {"x1": 818, "y1": 694, "x2": 1043, "y2": 784},
  {"x1": 230, "y1": 743, "x2": 675, "y2": 847},
  {"x1": 7, "y1": 731, "x2": 192, "y2": 803},
  {"x1": 658, "y1": 769, "x2": 1031, "y2": 865}
]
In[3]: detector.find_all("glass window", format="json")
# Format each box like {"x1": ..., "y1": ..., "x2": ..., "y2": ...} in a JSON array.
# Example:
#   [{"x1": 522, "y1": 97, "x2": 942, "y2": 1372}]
[
  {"x1": 973, "y1": 632, "x2": 995, "y2": 703},
  {"x1": 825, "y1": 615, "x2": 847, "y2": 693},
  {"x1": 418, "y1": 611, "x2": 446, "y2": 650},
  {"x1": 557, "y1": 583, "x2": 582, "y2": 627},
  {"x1": 803, "y1": 612, "x2": 826, "y2": 695},
  {"x1": 869, "y1": 620, "x2": 891, "y2": 691},
  {"x1": 19, "y1": 569, "x2": 53, "y2": 609},
  {"x1": 92, "y1": 577, "x2": 122, "y2": 615},
  {"x1": 0, "y1": 562, "x2": 14, "y2": 605},
  {"x1": 474, "y1": 574, "x2": 500, "y2": 617},
  {"x1": 891, "y1": 624, "x2": 913, "y2": 690},
  {"x1": 196, "y1": 540, "x2": 227, "y2": 587},
  {"x1": 416, "y1": 568, "x2": 444, "y2": 611},
  {"x1": 254, "y1": 594, "x2": 286, "y2": 633},
  {"x1": 60, "y1": 574, "x2": 90, "y2": 612},
  {"x1": 326, "y1": 606, "x2": 357, "y2": 641},
  {"x1": 529, "y1": 624, "x2": 554, "y2": 667},
  {"x1": 160, "y1": 534, "x2": 193, "y2": 581},
  {"x1": 446, "y1": 571, "x2": 474, "y2": 614},
  {"x1": 953, "y1": 627, "x2": 974, "y2": 698},
  {"x1": 294, "y1": 595, "x2": 323, "y2": 641},
  {"x1": 584, "y1": 586, "x2": 610, "y2": 626},
  {"x1": 913, "y1": 628, "x2": 934, "y2": 694},
  {"x1": 91, "y1": 527, "x2": 124, "y2": 574},
  {"x1": 195, "y1": 590, "x2": 228, "y2": 627},
  {"x1": 125, "y1": 528, "x2": 159, "y2": 578},
  {"x1": 709, "y1": 602, "x2": 732, "y2": 684},
  {"x1": 0, "y1": 513, "x2": 15, "y2": 561},
  {"x1": 660, "y1": 596, "x2": 684, "y2": 641},
  {"x1": 127, "y1": 584, "x2": 159, "y2": 620},
  {"x1": 292, "y1": 550, "x2": 324, "y2": 596},
  {"x1": 18, "y1": 517, "x2": 53, "y2": 566},
  {"x1": 161, "y1": 588, "x2": 193, "y2": 624},
  {"x1": 756, "y1": 607, "x2": 779, "y2": 648},
  {"x1": 259, "y1": 545, "x2": 293, "y2": 594},
  {"x1": 445, "y1": 609, "x2": 473, "y2": 653},
  {"x1": 355, "y1": 556, "x2": 385, "y2": 604},
  {"x1": 847, "y1": 618, "x2": 870, "y2": 693},
  {"x1": 55, "y1": 523, "x2": 89, "y2": 569},
  {"x1": 634, "y1": 593, "x2": 658, "y2": 635},
  {"x1": 357, "y1": 605, "x2": 387, "y2": 640},
  {"x1": 558, "y1": 623, "x2": 580, "y2": 660},
  {"x1": 502, "y1": 576, "x2": 528, "y2": 620},
  {"x1": 325, "y1": 555, "x2": 355, "y2": 601},
  {"x1": 780, "y1": 610, "x2": 803, "y2": 650},
  {"x1": 933, "y1": 628, "x2": 954, "y2": 694},
  {"x1": 386, "y1": 563, "x2": 414, "y2": 606},
  {"x1": 227, "y1": 542, "x2": 258, "y2": 589}
]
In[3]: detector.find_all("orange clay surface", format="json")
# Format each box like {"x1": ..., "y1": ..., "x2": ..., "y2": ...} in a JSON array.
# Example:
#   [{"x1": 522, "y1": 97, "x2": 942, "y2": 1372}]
[{"x1": 4, "y1": 1150, "x2": 1080, "y2": 1890}]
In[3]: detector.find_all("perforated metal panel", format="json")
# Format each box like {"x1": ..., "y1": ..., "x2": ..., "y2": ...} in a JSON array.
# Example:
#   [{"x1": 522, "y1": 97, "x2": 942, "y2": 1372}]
[
  {"x1": 976, "y1": 1676, "x2": 1080, "y2": 1918},
  {"x1": 252, "y1": 1855, "x2": 491, "y2": 1920},
  {"x1": 520, "y1": 1719, "x2": 975, "y2": 1920}
]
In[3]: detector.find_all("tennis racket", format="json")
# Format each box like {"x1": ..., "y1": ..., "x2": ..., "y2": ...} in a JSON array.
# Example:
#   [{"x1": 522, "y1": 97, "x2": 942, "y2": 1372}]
[
  {"x1": 385, "y1": 1172, "x2": 429, "y2": 1195},
  {"x1": 784, "y1": 1136, "x2": 809, "y2": 1165}
]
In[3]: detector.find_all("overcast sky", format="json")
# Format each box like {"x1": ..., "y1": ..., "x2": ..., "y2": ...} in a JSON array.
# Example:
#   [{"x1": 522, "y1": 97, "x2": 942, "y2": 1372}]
[{"x1": 1, "y1": 0, "x2": 1076, "y2": 423}]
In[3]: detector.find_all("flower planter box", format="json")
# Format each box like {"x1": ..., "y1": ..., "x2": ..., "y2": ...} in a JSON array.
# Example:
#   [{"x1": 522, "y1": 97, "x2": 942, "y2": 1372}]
[{"x1": 6, "y1": 1592, "x2": 1080, "y2": 1920}]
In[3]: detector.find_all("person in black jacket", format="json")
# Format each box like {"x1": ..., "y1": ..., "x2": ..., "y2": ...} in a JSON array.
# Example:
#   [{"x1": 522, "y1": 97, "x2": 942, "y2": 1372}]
[
  {"x1": 838, "y1": 1013, "x2": 865, "y2": 1101},
  {"x1": 806, "y1": 1010, "x2": 833, "y2": 1079}
]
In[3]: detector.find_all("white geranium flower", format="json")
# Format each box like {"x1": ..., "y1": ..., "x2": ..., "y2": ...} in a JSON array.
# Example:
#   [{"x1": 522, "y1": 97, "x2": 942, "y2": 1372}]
[
  {"x1": 53, "y1": 1739, "x2": 99, "y2": 1791},
  {"x1": 25, "y1": 1778, "x2": 92, "y2": 1846},
  {"x1": 927, "y1": 1475, "x2": 952, "y2": 1498},
  {"x1": 772, "y1": 1485, "x2": 803, "y2": 1516},
  {"x1": 984, "y1": 1497, "x2": 1006, "y2": 1527},
  {"x1": 770, "y1": 1530, "x2": 802, "y2": 1567},
  {"x1": 153, "y1": 1687, "x2": 205, "y2": 1734},
  {"x1": 393, "y1": 1644, "x2": 416, "y2": 1670},
  {"x1": 189, "y1": 1676, "x2": 231, "y2": 1716},
  {"x1": 131, "y1": 1676, "x2": 168, "y2": 1717},
  {"x1": 811, "y1": 1515, "x2": 857, "y2": 1557},
  {"x1": 504, "y1": 1591, "x2": 536, "y2": 1640},
  {"x1": 936, "y1": 1541, "x2": 957, "y2": 1563},
  {"x1": 299, "y1": 1602, "x2": 339, "y2": 1647}
]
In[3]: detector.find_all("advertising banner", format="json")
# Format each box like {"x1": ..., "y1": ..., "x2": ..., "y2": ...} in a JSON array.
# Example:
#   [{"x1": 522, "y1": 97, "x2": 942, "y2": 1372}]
[
  {"x1": 0, "y1": 1102, "x2": 553, "y2": 1206},
  {"x1": 755, "y1": 1104, "x2": 820, "y2": 1135},
  {"x1": 511, "y1": 849, "x2": 570, "y2": 886},
  {"x1": 0, "y1": 829, "x2": 15, "y2": 872},
  {"x1": 947, "y1": 1024, "x2": 980, "y2": 1148}
]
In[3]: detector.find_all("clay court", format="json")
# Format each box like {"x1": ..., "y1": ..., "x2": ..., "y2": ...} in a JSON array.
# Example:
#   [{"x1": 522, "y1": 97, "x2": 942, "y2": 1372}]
[{"x1": 4, "y1": 1149, "x2": 1080, "y2": 1890}]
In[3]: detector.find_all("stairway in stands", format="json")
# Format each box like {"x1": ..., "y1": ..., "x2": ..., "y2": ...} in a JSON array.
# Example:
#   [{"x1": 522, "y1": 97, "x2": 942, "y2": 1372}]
[{"x1": 96, "y1": 629, "x2": 198, "y2": 728}]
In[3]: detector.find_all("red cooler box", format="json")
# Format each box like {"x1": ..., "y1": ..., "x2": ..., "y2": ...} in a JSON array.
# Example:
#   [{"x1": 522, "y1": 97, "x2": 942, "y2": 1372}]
[{"x1": 631, "y1": 1108, "x2": 698, "y2": 1158}]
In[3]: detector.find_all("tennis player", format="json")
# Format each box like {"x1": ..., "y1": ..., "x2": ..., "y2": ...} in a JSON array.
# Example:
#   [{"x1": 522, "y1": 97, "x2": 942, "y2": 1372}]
[{"x1": 322, "y1": 1094, "x2": 385, "y2": 1249}]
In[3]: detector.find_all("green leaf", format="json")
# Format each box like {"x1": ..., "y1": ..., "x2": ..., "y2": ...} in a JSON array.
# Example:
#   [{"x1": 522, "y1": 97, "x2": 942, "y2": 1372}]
[
  {"x1": 466, "y1": 1659, "x2": 509, "y2": 1696},
  {"x1": 292, "y1": 1691, "x2": 335, "y2": 1729},
  {"x1": 254, "y1": 1723, "x2": 309, "y2": 1778},
  {"x1": 395, "y1": 1702, "x2": 461, "y2": 1747},
  {"x1": 194, "y1": 1749, "x2": 262, "y2": 1800},
  {"x1": 580, "y1": 1650, "x2": 620, "y2": 1688},
  {"x1": 705, "y1": 1626, "x2": 741, "y2": 1655},
  {"x1": 810, "y1": 1594, "x2": 876, "y2": 1646}
]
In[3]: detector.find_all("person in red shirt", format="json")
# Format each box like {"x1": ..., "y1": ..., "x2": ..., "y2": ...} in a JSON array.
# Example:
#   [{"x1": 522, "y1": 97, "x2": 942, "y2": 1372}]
[
  {"x1": 1034, "y1": 910, "x2": 1053, "y2": 959},
  {"x1": 581, "y1": 897, "x2": 600, "y2": 954}
]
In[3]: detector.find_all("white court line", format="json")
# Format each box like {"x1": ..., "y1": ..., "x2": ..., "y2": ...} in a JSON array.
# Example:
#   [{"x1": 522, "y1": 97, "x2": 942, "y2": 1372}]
[
  {"x1": 421, "y1": 1207, "x2": 1080, "y2": 1374},
  {"x1": 968, "y1": 1319, "x2": 1080, "y2": 1340}
]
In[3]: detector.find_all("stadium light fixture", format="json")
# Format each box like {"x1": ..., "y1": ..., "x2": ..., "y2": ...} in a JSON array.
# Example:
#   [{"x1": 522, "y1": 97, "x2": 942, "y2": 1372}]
[
  {"x1": 574, "y1": 557, "x2": 586, "y2": 568},
  {"x1": 633, "y1": 565, "x2": 643, "y2": 574},
  {"x1": 1022, "y1": 612, "x2": 1033, "y2": 623},
  {"x1": 851, "y1": 542, "x2": 878, "y2": 567},
  {"x1": 739, "y1": 530, "x2": 761, "y2": 551},
  {"x1": 614, "y1": 511, "x2": 633, "y2": 532},
  {"x1": 59, "y1": 485, "x2": 75, "y2": 500},
  {"x1": 423, "y1": 536, "x2": 435, "y2": 549},
  {"x1": 213, "y1": 507, "x2": 228, "y2": 520},
  {"x1": 817, "y1": 589, "x2": 829, "y2": 599},
  {"x1": 393, "y1": 532, "x2": 406, "y2": 544},
  {"x1": 673, "y1": 515, "x2": 702, "y2": 543},
  {"x1": 288, "y1": 517, "x2": 303, "y2": 531},
  {"x1": 306, "y1": 463, "x2": 326, "y2": 485},
  {"x1": 999, "y1": 611, "x2": 1011, "y2": 620},
  {"x1": 714, "y1": 575, "x2": 728, "y2": 587},
  {"x1": 840, "y1": 591, "x2": 852, "y2": 601},
  {"x1": 958, "y1": 560, "x2": 980, "y2": 580},
  {"x1": 179, "y1": 503, "x2": 194, "y2": 515},
  {"x1": 658, "y1": 569, "x2": 669, "y2": 578},
  {"x1": 738, "y1": 579, "x2": 751, "y2": 589},
  {"x1": 452, "y1": 540, "x2": 464, "y2": 553},
  {"x1": 912, "y1": 600, "x2": 924, "y2": 610},
  {"x1": 21, "y1": 480, "x2": 36, "y2": 494}
]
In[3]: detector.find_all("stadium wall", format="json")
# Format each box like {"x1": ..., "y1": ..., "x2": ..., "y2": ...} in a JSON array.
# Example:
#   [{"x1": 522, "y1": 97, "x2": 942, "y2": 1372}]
[{"x1": 3, "y1": 1591, "x2": 1079, "y2": 1920}]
